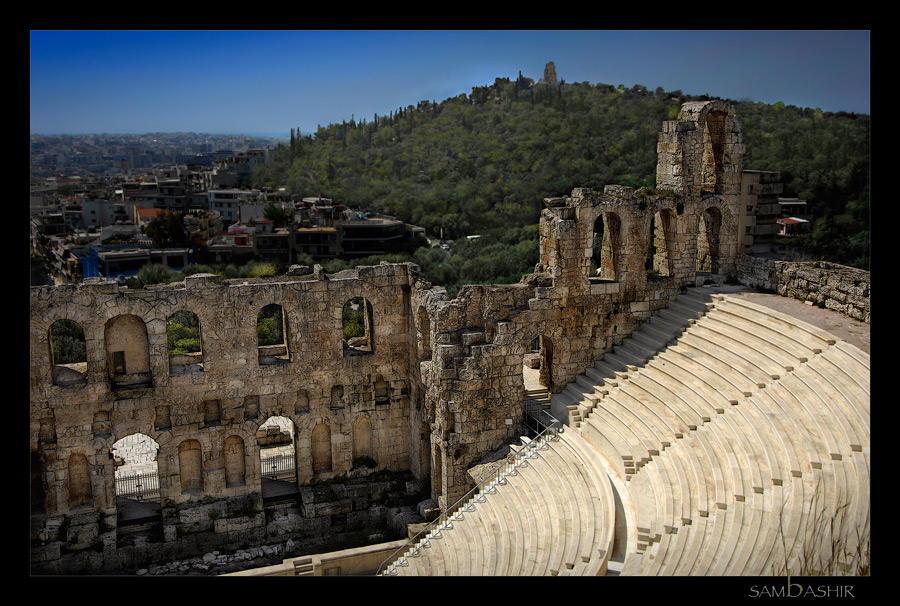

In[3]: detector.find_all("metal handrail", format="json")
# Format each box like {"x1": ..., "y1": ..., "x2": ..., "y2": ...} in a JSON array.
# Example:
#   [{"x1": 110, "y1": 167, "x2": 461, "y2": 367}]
[{"x1": 376, "y1": 411, "x2": 560, "y2": 575}]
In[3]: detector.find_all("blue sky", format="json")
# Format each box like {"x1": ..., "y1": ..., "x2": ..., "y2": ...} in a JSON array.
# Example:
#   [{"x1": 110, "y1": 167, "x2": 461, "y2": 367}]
[{"x1": 30, "y1": 30, "x2": 870, "y2": 136}]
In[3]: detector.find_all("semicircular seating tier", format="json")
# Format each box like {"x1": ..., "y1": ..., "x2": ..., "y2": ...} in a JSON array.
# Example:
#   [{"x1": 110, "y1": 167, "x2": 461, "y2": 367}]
[{"x1": 381, "y1": 287, "x2": 870, "y2": 576}]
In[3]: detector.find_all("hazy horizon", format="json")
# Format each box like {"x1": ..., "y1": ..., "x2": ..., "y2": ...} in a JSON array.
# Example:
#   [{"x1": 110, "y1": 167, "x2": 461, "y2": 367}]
[{"x1": 31, "y1": 30, "x2": 870, "y2": 136}]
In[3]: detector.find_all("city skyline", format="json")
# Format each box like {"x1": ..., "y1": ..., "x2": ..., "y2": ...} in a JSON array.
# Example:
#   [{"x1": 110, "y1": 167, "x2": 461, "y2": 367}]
[{"x1": 30, "y1": 30, "x2": 871, "y2": 136}]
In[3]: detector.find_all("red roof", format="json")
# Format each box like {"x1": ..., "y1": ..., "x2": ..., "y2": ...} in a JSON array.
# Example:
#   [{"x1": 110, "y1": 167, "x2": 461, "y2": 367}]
[{"x1": 137, "y1": 208, "x2": 167, "y2": 219}]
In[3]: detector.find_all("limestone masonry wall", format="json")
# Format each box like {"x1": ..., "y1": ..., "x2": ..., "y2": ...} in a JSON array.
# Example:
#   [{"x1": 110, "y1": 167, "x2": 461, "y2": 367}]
[
  {"x1": 734, "y1": 255, "x2": 870, "y2": 323},
  {"x1": 776, "y1": 260, "x2": 870, "y2": 323}
]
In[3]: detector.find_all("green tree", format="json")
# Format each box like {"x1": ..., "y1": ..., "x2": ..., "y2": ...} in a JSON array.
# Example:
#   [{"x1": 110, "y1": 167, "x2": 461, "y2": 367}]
[
  {"x1": 145, "y1": 212, "x2": 188, "y2": 248},
  {"x1": 263, "y1": 204, "x2": 292, "y2": 228},
  {"x1": 50, "y1": 319, "x2": 86, "y2": 364},
  {"x1": 342, "y1": 297, "x2": 366, "y2": 340},
  {"x1": 257, "y1": 304, "x2": 284, "y2": 346}
]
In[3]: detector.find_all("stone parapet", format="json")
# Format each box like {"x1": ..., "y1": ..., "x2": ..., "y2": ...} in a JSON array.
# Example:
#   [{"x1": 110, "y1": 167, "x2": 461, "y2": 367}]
[
  {"x1": 736, "y1": 255, "x2": 870, "y2": 323},
  {"x1": 775, "y1": 260, "x2": 870, "y2": 323}
]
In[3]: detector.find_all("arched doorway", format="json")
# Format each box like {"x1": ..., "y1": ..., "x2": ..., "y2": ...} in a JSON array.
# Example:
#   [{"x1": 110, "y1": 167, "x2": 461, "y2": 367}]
[
  {"x1": 257, "y1": 416, "x2": 298, "y2": 503},
  {"x1": 522, "y1": 334, "x2": 553, "y2": 435},
  {"x1": 111, "y1": 433, "x2": 161, "y2": 527},
  {"x1": 522, "y1": 335, "x2": 553, "y2": 390}
]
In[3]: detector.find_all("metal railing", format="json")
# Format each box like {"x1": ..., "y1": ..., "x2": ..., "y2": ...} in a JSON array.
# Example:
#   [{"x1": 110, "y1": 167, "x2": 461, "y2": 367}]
[
  {"x1": 261, "y1": 451, "x2": 296, "y2": 481},
  {"x1": 115, "y1": 470, "x2": 160, "y2": 501},
  {"x1": 377, "y1": 410, "x2": 561, "y2": 575}
]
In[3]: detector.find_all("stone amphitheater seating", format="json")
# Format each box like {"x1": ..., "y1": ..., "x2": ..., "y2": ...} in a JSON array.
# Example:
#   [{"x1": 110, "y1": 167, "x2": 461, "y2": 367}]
[{"x1": 381, "y1": 287, "x2": 870, "y2": 576}]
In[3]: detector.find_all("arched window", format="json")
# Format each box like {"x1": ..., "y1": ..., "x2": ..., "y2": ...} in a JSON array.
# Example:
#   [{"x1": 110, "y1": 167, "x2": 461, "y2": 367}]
[
  {"x1": 167, "y1": 310, "x2": 203, "y2": 375},
  {"x1": 49, "y1": 319, "x2": 87, "y2": 386},
  {"x1": 591, "y1": 213, "x2": 621, "y2": 282},
  {"x1": 104, "y1": 315, "x2": 152, "y2": 389},
  {"x1": 647, "y1": 210, "x2": 676, "y2": 277},
  {"x1": 697, "y1": 206, "x2": 723, "y2": 274},
  {"x1": 258, "y1": 303, "x2": 289, "y2": 364},
  {"x1": 342, "y1": 296, "x2": 373, "y2": 355},
  {"x1": 702, "y1": 110, "x2": 728, "y2": 194}
]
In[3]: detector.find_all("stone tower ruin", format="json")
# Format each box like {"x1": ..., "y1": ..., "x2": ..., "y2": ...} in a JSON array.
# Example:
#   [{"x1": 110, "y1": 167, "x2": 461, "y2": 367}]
[{"x1": 543, "y1": 61, "x2": 558, "y2": 87}]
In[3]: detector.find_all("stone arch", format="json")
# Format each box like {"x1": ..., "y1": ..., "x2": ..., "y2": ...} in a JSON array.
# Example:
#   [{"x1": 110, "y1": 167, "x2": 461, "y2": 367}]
[
  {"x1": 257, "y1": 303, "x2": 289, "y2": 364},
  {"x1": 701, "y1": 110, "x2": 728, "y2": 194},
  {"x1": 649, "y1": 208, "x2": 677, "y2": 277},
  {"x1": 111, "y1": 432, "x2": 162, "y2": 523},
  {"x1": 520, "y1": 328, "x2": 556, "y2": 397},
  {"x1": 49, "y1": 318, "x2": 87, "y2": 386},
  {"x1": 591, "y1": 211, "x2": 621, "y2": 282},
  {"x1": 257, "y1": 416, "x2": 297, "y2": 485},
  {"x1": 67, "y1": 452, "x2": 93, "y2": 509},
  {"x1": 352, "y1": 415, "x2": 374, "y2": 467},
  {"x1": 417, "y1": 305, "x2": 432, "y2": 360},
  {"x1": 178, "y1": 439, "x2": 203, "y2": 494},
  {"x1": 311, "y1": 423, "x2": 332, "y2": 473},
  {"x1": 697, "y1": 205, "x2": 723, "y2": 274},
  {"x1": 104, "y1": 314, "x2": 152, "y2": 388},
  {"x1": 342, "y1": 296, "x2": 374, "y2": 355},
  {"x1": 167, "y1": 309, "x2": 203, "y2": 375},
  {"x1": 224, "y1": 435, "x2": 246, "y2": 488}
]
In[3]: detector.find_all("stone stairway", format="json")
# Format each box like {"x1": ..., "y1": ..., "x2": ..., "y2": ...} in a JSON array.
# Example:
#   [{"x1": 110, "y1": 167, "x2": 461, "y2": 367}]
[
  {"x1": 380, "y1": 428, "x2": 616, "y2": 576},
  {"x1": 380, "y1": 286, "x2": 869, "y2": 576},
  {"x1": 568, "y1": 287, "x2": 870, "y2": 576}
]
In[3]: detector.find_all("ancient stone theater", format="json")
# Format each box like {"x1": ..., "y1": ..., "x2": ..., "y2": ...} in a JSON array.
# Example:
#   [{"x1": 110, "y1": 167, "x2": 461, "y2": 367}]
[{"x1": 30, "y1": 101, "x2": 870, "y2": 576}]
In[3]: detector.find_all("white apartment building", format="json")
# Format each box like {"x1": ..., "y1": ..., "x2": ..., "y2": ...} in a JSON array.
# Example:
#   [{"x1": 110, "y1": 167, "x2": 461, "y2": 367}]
[{"x1": 208, "y1": 189, "x2": 261, "y2": 225}]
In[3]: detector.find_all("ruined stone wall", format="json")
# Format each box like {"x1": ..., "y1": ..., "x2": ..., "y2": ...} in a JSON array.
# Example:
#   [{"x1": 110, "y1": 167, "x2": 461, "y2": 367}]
[
  {"x1": 30, "y1": 263, "x2": 432, "y2": 571},
  {"x1": 656, "y1": 100, "x2": 744, "y2": 279},
  {"x1": 734, "y1": 255, "x2": 870, "y2": 323},
  {"x1": 32, "y1": 100, "x2": 766, "y2": 571},
  {"x1": 735, "y1": 254, "x2": 778, "y2": 291},
  {"x1": 776, "y1": 261, "x2": 870, "y2": 322}
]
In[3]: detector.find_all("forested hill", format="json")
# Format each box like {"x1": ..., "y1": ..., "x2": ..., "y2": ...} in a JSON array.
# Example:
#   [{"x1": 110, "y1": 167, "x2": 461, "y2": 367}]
[{"x1": 252, "y1": 75, "x2": 870, "y2": 271}]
